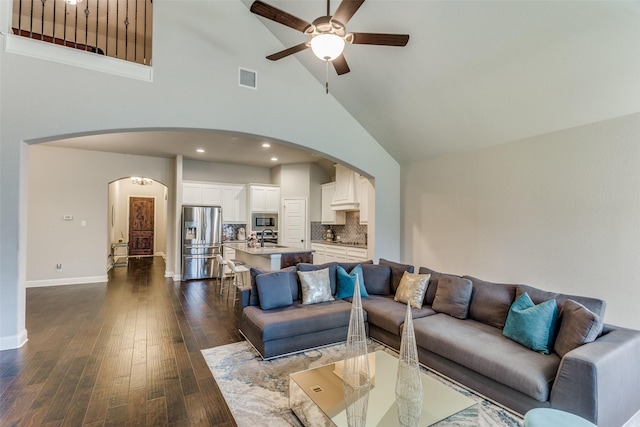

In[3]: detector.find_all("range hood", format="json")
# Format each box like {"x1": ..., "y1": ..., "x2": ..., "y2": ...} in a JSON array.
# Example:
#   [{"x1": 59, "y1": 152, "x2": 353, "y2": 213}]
[{"x1": 331, "y1": 164, "x2": 360, "y2": 211}]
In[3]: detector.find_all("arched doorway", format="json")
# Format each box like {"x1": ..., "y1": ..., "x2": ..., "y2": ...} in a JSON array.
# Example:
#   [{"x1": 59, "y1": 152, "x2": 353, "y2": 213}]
[{"x1": 108, "y1": 177, "x2": 168, "y2": 268}]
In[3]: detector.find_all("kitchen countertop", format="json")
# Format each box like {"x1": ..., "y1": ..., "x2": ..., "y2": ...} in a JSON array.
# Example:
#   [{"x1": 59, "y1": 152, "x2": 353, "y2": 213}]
[
  {"x1": 224, "y1": 242, "x2": 313, "y2": 256},
  {"x1": 311, "y1": 240, "x2": 368, "y2": 249}
]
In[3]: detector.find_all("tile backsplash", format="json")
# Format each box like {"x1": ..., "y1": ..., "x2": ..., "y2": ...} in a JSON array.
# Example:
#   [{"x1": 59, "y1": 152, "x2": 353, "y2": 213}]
[
  {"x1": 311, "y1": 211, "x2": 368, "y2": 245},
  {"x1": 222, "y1": 224, "x2": 247, "y2": 241}
]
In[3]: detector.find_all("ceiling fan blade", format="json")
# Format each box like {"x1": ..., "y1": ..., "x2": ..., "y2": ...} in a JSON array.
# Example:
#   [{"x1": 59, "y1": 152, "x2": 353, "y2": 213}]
[
  {"x1": 332, "y1": 0, "x2": 366, "y2": 26},
  {"x1": 332, "y1": 54, "x2": 350, "y2": 75},
  {"x1": 349, "y1": 32, "x2": 410, "y2": 47},
  {"x1": 266, "y1": 42, "x2": 310, "y2": 61},
  {"x1": 250, "y1": 1, "x2": 312, "y2": 33}
]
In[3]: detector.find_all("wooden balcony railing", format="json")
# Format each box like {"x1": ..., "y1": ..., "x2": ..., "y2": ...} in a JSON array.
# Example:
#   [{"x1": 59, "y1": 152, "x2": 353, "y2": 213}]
[{"x1": 11, "y1": 0, "x2": 152, "y2": 66}]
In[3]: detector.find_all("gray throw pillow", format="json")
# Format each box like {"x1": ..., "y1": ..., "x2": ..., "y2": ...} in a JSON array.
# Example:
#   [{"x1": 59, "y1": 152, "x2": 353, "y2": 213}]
[
  {"x1": 256, "y1": 271, "x2": 294, "y2": 310},
  {"x1": 379, "y1": 259, "x2": 415, "y2": 294},
  {"x1": 361, "y1": 264, "x2": 392, "y2": 295},
  {"x1": 250, "y1": 266, "x2": 297, "y2": 306},
  {"x1": 554, "y1": 299, "x2": 604, "y2": 358},
  {"x1": 432, "y1": 275, "x2": 473, "y2": 319},
  {"x1": 393, "y1": 272, "x2": 430, "y2": 309},
  {"x1": 297, "y1": 268, "x2": 335, "y2": 305},
  {"x1": 464, "y1": 276, "x2": 517, "y2": 329}
]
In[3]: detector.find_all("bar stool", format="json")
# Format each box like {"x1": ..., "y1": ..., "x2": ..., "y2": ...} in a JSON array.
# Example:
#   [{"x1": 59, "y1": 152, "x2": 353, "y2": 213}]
[
  {"x1": 227, "y1": 260, "x2": 250, "y2": 306},
  {"x1": 215, "y1": 254, "x2": 234, "y2": 296}
]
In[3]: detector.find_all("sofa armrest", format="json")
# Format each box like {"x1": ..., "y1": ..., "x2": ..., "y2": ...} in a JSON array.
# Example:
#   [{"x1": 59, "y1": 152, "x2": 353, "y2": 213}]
[
  {"x1": 240, "y1": 287, "x2": 251, "y2": 308},
  {"x1": 550, "y1": 326, "x2": 640, "y2": 427}
]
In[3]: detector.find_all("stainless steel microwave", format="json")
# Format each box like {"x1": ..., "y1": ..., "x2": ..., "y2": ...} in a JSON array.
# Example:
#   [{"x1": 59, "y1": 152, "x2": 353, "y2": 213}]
[{"x1": 252, "y1": 213, "x2": 278, "y2": 230}]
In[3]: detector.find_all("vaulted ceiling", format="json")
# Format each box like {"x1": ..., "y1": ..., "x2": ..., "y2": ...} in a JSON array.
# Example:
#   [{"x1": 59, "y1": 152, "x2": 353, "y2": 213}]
[
  {"x1": 46, "y1": 1, "x2": 640, "y2": 167},
  {"x1": 251, "y1": 1, "x2": 640, "y2": 164}
]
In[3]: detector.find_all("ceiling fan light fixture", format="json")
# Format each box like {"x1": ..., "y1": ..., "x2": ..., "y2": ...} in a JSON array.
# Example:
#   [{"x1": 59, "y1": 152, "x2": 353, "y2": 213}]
[
  {"x1": 310, "y1": 34, "x2": 345, "y2": 61},
  {"x1": 65, "y1": 0, "x2": 84, "y2": 4}
]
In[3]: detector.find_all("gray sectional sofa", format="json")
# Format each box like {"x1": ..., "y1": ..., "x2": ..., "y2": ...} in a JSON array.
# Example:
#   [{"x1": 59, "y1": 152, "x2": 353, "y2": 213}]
[{"x1": 239, "y1": 260, "x2": 640, "y2": 427}]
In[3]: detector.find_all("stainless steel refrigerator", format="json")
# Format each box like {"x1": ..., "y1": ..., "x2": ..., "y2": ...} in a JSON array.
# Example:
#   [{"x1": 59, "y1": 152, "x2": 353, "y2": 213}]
[{"x1": 181, "y1": 206, "x2": 222, "y2": 281}]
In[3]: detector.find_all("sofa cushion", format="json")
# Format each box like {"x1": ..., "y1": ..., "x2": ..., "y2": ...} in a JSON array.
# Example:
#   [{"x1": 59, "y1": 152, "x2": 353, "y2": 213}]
[
  {"x1": 413, "y1": 314, "x2": 561, "y2": 402},
  {"x1": 256, "y1": 271, "x2": 294, "y2": 310},
  {"x1": 249, "y1": 266, "x2": 297, "y2": 306},
  {"x1": 516, "y1": 285, "x2": 606, "y2": 318},
  {"x1": 432, "y1": 275, "x2": 473, "y2": 319},
  {"x1": 554, "y1": 299, "x2": 604, "y2": 358},
  {"x1": 336, "y1": 265, "x2": 368, "y2": 299},
  {"x1": 359, "y1": 295, "x2": 435, "y2": 335},
  {"x1": 503, "y1": 293, "x2": 558, "y2": 355},
  {"x1": 338, "y1": 260, "x2": 374, "y2": 272},
  {"x1": 297, "y1": 262, "x2": 339, "y2": 295},
  {"x1": 464, "y1": 276, "x2": 517, "y2": 329},
  {"x1": 394, "y1": 272, "x2": 430, "y2": 309},
  {"x1": 298, "y1": 268, "x2": 335, "y2": 305},
  {"x1": 242, "y1": 299, "x2": 356, "y2": 342},
  {"x1": 361, "y1": 264, "x2": 392, "y2": 295},
  {"x1": 380, "y1": 259, "x2": 415, "y2": 294}
]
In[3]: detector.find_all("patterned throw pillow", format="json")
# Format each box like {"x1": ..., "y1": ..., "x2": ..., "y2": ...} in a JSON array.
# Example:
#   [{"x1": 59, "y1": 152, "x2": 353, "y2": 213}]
[
  {"x1": 297, "y1": 268, "x2": 335, "y2": 305},
  {"x1": 393, "y1": 272, "x2": 430, "y2": 309}
]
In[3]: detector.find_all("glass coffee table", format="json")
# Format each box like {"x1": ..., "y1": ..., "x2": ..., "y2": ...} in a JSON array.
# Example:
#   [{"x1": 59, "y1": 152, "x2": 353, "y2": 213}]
[{"x1": 290, "y1": 350, "x2": 477, "y2": 426}]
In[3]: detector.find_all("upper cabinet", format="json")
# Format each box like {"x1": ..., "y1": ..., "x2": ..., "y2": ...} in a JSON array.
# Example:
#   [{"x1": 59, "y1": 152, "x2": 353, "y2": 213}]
[
  {"x1": 222, "y1": 185, "x2": 247, "y2": 223},
  {"x1": 359, "y1": 176, "x2": 374, "y2": 225},
  {"x1": 321, "y1": 183, "x2": 346, "y2": 225},
  {"x1": 183, "y1": 182, "x2": 222, "y2": 206},
  {"x1": 248, "y1": 185, "x2": 280, "y2": 213},
  {"x1": 182, "y1": 181, "x2": 246, "y2": 223}
]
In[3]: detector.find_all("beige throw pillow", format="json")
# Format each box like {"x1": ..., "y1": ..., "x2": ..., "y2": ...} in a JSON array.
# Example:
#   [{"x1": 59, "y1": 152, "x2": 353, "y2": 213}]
[
  {"x1": 298, "y1": 268, "x2": 335, "y2": 305},
  {"x1": 394, "y1": 272, "x2": 431, "y2": 309}
]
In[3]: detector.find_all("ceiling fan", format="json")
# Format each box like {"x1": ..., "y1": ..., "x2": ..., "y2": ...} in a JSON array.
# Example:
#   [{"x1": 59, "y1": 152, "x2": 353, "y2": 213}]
[{"x1": 250, "y1": 0, "x2": 409, "y2": 84}]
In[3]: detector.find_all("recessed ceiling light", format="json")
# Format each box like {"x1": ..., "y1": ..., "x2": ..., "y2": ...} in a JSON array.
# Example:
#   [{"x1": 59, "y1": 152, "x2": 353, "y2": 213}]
[
  {"x1": 270, "y1": 157, "x2": 278, "y2": 161},
  {"x1": 196, "y1": 148, "x2": 205, "y2": 153},
  {"x1": 262, "y1": 143, "x2": 271, "y2": 148}
]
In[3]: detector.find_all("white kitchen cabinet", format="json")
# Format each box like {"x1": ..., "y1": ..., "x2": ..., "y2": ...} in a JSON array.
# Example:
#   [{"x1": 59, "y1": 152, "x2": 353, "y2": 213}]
[
  {"x1": 222, "y1": 185, "x2": 247, "y2": 223},
  {"x1": 223, "y1": 246, "x2": 236, "y2": 261},
  {"x1": 321, "y1": 183, "x2": 345, "y2": 225},
  {"x1": 249, "y1": 185, "x2": 280, "y2": 213},
  {"x1": 346, "y1": 247, "x2": 368, "y2": 263},
  {"x1": 311, "y1": 243, "x2": 326, "y2": 265},
  {"x1": 324, "y1": 245, "x2": 348, "y2": 263},
  {"x1": 183, "y1": 182, "x2": 223, "y2": 206},
  {"x1": 201, "y1": 184, "x2": 223, "y2": 205},
  {"x1": 358, "y1": 176, "x2": 373, "y2": 225},
  {"x1": 183, "y1": 183, "x2": 203, "y2": 205}
]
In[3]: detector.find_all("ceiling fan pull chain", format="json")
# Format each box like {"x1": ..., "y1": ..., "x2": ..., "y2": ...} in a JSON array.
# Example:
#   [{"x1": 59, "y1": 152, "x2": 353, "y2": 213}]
[{"x1": 325, "y1": 61, "x2": 330, "y2": 94}]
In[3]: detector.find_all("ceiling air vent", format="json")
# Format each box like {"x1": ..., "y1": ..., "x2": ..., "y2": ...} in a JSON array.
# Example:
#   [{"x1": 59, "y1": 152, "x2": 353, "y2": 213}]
[{"x1": 239, "y1": 67, "x2": 257, "y2": 90}]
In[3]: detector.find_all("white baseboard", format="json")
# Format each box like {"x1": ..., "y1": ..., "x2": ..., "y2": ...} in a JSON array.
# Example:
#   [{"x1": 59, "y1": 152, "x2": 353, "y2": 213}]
[
  {"x1": 173, "y1": 274, "x2": 182, "y2": 281},
  {"x1": 0, "y1": 329, "x2": 28, "y2": 350},
  {"x1": 165, "y1": 270, "x2": 175, "y2": 279},
  {"x1": 26, "y1": 275, "x2": 108, "y2": 288}
]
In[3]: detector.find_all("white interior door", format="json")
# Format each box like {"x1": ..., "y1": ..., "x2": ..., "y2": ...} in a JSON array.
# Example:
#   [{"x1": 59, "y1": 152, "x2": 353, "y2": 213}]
[{"x1": 283, "y1": 198, "x2": 307, "y2": 249}]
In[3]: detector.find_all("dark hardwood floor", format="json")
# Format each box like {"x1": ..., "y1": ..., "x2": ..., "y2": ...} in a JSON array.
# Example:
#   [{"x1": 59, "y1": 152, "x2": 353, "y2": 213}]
[{"x1": 0, "y1": 257, "x2": 243, "y2": 426}]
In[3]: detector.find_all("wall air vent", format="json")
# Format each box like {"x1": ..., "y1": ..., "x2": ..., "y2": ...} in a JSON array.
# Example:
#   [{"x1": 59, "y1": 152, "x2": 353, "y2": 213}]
[{"x1": 239, "y1": 67, "x2": 257, "y2": 89}]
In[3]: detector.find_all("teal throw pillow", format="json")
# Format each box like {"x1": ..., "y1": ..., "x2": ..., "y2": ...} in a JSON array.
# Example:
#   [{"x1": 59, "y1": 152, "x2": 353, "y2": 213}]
[
  {"x1": 503, "y1": 292, "x2": 558, "y2": 354},
  {"x1": 336, "y1": 265, "x2": 368, "y2": 299}
]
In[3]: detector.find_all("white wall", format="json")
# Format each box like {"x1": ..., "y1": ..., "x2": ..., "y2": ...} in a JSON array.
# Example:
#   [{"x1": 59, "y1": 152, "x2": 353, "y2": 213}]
[
  {"x1": 27, "y1": 146, "x2": 175, "y2": 285},
  {"x1": 0, "y1": 0, "x2": 400, "y2": 349},
  {"x1": 403, "y1": 113, "x2": 640, "y2": 329},
  {"x1": 183, "y1": 159, "x2": 272, "y2": 184}
]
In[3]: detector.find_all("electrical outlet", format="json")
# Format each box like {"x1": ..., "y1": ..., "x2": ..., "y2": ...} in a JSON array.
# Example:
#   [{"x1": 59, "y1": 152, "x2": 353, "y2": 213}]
[{"x1": 56, "y1": 263, "x2": 62, "y2": 271}]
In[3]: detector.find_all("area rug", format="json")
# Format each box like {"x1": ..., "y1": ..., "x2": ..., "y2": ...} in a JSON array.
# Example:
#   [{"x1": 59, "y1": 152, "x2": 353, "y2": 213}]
[{"x1": 202, "y1": 341, "x2": 525, "y2": 427}]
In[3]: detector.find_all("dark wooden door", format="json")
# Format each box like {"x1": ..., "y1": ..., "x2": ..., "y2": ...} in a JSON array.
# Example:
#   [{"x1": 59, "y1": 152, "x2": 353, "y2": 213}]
[{"x1": 129, "y1": 197, "x2": 154, "y2": 256}]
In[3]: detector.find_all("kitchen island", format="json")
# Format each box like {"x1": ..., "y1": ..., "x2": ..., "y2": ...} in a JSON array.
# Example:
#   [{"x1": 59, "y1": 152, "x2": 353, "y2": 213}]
[{"x1": 223, "y1": 242, "x2": 313, "y2": 271}]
